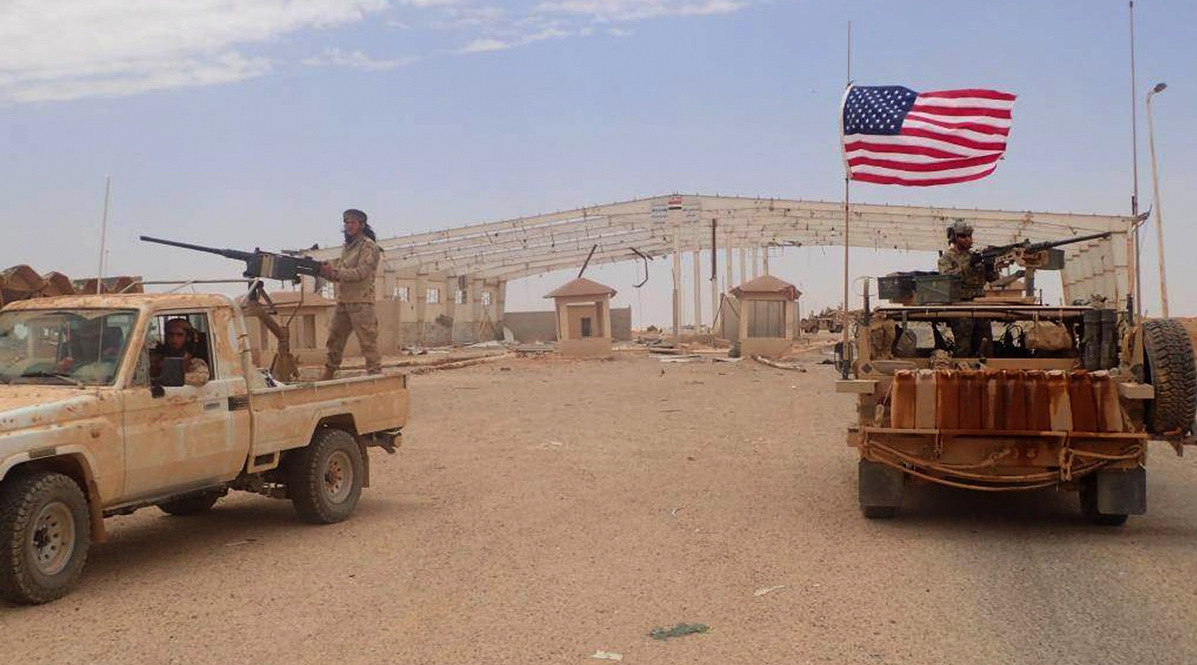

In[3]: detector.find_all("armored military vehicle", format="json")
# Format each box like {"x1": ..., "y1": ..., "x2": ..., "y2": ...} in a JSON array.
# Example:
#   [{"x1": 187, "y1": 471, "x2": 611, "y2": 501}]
[{"x1": 837, "y1": 236, "x2": 1195, "y2": 524}]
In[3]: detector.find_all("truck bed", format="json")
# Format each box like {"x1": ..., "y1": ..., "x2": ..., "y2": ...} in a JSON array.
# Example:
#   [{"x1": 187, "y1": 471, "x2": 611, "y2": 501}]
[{"x1": 247, "y1": 374, "x2": 408, "y2": 458}]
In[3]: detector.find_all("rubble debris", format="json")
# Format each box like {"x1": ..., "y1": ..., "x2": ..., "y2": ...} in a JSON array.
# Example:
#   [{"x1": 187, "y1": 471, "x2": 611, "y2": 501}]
[
  {"x1": 589, "y1": 651, "x2": 623, "y2": 661},
  {"x1": 752, "y1": 355, "x2": 806, "y2": 372},
  {"x1": 467, "y1": 340, "x2": 505, "y2": 349},
  {"x1": 658, "y1": 355, "x2": 704, "y2": 364},
  {"x1": 515, "y1": 344, "x2": 556, "y2": 355},
  {"x1": 712, "y1": 356, "x2": 743, "y2": 363},
  {"x1": 408, "y1": 353, "x2": 513, "y2": 375},
  {"x1": 649, "y1": 623, "x2": 709, "y2": 640},
  {"x1": 753, "y1": 585, "x2": 788, "y2": 597}
]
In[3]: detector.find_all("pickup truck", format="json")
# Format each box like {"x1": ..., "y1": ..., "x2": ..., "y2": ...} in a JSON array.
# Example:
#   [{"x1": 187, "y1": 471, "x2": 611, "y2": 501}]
[{"x1": 0, "y1": 293, "x2": 408, "y2": 604}]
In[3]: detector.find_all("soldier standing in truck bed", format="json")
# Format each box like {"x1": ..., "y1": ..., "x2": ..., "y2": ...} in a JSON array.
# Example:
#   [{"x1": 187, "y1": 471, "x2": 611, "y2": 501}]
[
  {"x1": 938, "y1": 220, "x2": 1000, "y2": 357},
  {"x1": 320, "y1": 209, "x2": 383, "y2": 379}
]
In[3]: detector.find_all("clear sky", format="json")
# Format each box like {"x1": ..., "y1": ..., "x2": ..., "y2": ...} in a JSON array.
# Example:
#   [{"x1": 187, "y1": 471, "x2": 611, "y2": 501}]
[{"x1": 2, "y1": 0, "x2": 1194, "y2": 324}]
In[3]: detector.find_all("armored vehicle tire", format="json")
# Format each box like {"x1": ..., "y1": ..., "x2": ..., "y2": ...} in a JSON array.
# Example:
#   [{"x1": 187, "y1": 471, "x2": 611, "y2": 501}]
[
  {"x1": 157, "y1": 491, "x2": 221, "y2": 516},
  {"x1": 859, "y1": 460, "x2": 903, "y2": 519},
  {"x1": 1080, "y1": 479, "x2": 1129, "y2": 527},
  {"x1": 0, "y1": 470, "x2": 91, "y2": 605},
  {"x1": 1142, "y1": 318, "x2": 1197, "y2": 435},
  {"x1": 861, "y1": 506, "x2": 897, "y2": 519},
  {"x1": 288, "y1": 428, "x2": 364, "y2": 524}
]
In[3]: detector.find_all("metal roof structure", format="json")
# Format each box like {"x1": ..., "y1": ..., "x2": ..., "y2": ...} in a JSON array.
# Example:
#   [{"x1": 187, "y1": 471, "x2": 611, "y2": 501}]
[{"x1": 309, "y1": 193, "x2": 1136, "y2": 311}]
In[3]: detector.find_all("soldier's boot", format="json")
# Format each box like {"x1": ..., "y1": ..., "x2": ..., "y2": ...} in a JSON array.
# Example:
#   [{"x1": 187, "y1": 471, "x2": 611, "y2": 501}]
[{"x1": 320, "y1": 366, "x2": 336, "y2": 381}]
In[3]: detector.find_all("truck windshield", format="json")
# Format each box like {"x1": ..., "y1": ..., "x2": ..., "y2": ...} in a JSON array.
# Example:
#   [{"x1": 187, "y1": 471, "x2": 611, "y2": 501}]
[{"x1": 0, "y1": 309, "x2": 139, "y2": 386}]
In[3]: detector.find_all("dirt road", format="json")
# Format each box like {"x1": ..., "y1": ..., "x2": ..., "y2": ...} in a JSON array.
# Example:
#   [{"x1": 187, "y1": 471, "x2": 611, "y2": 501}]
[{"x1": 3, "y1": 354, "x2": 1196, "y2": 664}]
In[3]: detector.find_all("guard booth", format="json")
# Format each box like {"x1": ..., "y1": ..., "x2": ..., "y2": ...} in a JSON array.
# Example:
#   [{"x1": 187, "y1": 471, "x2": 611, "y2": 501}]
[
  {"x1": 545, "y1": 277, "x2": 616, "y2": 357},
  {"x1": 731, "y1": 275, "x2": 801, "y2": 358}
]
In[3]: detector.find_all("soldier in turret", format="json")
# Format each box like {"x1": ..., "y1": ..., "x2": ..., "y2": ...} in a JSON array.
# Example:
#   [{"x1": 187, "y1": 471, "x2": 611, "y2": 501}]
[{"x1": 937, "y1": 221, "x2": 1000, "y2": 356}]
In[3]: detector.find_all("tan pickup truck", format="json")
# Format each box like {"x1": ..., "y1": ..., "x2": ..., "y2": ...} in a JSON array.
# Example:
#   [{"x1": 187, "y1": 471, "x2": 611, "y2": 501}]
[{"x1": 0, "y1": 293, "x2": 408, "y2": 604}]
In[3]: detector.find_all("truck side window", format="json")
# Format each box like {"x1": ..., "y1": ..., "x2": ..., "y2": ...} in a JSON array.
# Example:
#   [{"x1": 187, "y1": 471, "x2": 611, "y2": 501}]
[{"x1": 147, "y1": 312, "x2": 217, "y2": 381}]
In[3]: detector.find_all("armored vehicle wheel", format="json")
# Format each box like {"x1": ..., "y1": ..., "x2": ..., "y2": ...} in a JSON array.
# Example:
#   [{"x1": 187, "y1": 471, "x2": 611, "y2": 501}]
[
  {"x1": 861, "y1": 506, "x2": 897, "y2": 519},
  {"x1": 1080, "y1": 478, "x2": 1128, "y2": 526},
  {"x1": 157, "y1": 491, "x2": 221, "y2": 516},
  {"x1": 288, "y1": 428, "x2": 364, "y2": 524},
  {"x1": 858, "y1": 460, "x2": 903, "y2": 519},
  {"x1": 0, "y1": 470, "x2": 91, "y2": 605},
  {"x1": 1142, "y1": 319, "x2": 1197, "y2": 435},
  {"x1": 1079, "y1": 469, "x2": 1146, "y2": 527}
]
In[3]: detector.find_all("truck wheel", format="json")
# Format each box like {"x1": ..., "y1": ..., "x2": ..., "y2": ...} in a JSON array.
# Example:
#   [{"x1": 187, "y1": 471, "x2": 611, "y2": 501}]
[
  {"x1": 288, "y1": 428, "x2": 364, "y2": 524},
  {"x1": 1080, "y1": 478, "x2": 1128, "y2": 526},
  {"x1": 0, "y1": 471, "x2": 91, "y2": 605},
  {"x1": 859, "y1": 459, "x2": 903, "y2": 519},
  {"x1": 1142, "y1": 319, "x2": 1197, "y2": 435},
  {"x1": 156, "y1": 492, "x2": 221, "y2": 517}
]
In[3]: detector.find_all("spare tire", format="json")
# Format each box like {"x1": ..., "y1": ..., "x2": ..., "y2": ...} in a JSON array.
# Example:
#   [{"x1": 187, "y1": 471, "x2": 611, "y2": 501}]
[{"x1": 1142, "y1": 318, "x2": 1197, "y2": 435}]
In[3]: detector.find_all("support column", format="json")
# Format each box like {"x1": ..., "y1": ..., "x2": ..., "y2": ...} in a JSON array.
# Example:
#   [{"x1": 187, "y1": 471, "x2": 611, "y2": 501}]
[
  {"x1": 414, "y1": 271, "x2": 428, "y2": 346},
  {"x1": 601, "y1": 299, "x2": 612, "y2": 339},
  {"x1": 724, "y1": 238, "x2": 733, "y2": 295},
  {"x1": 763, "y1": 247, "x2": 770, "y2": 275},
  {"x1": 672, "y1": 224, "x2": 682, "y2": 339},
  {"x1": 752, "y1": 247, "x2": 760, "y2": 278},
  {"x1": 710, "y1": 257, "x2": 719, "y2": 333},
  {"x1": 738, "y1": 247, "x2": 747, "y2": 286},
  {"x1": 692, "y1": 250, "x2": 702, "y2": 330}
]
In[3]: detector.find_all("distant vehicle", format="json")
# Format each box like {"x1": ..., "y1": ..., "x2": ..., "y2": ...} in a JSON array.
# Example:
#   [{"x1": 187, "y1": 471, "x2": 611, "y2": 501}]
[
  {"x1": 801, "y1": 307, "x2": 844, "y2": 334},
  {"x1": 0, "y1": 293, "x2": 408, "y2": 604}
]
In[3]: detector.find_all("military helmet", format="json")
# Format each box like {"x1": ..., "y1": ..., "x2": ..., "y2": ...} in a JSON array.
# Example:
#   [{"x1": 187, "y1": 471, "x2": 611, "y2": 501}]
[{"x1": 947, "y1": 220, "x2": 973, "y2": 242}]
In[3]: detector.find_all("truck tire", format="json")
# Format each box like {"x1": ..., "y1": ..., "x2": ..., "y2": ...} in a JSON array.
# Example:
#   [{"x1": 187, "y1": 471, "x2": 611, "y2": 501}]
[
  {"x1": 157, "y1": 491, "x2": 221, "y2": 517},
  {"x1": 0, "y1": 471, "x2": 91, "y2": 605},
  {"x1": 288, "y1": 428, "x2": 364, "y2": 524},
  {"x1": 1142, "y1": 319, "x2": 1197, "y2": 435}
]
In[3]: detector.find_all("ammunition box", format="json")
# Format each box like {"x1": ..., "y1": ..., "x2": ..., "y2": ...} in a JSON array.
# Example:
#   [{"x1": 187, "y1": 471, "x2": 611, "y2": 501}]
[{"x1": 913, "y1": 274, "x2": 962, "y2": 304}]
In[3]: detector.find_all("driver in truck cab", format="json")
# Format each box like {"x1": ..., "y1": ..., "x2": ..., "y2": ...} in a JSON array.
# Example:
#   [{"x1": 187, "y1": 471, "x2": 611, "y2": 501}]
[{"x1": 149, "y1": 317, "x2": 210, "y2": 387}]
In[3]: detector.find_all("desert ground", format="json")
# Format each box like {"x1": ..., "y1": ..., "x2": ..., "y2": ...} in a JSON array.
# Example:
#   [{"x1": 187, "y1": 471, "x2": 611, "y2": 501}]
[{"x1": 3, "y1": 350, "x2": 1197, "y2": 664}]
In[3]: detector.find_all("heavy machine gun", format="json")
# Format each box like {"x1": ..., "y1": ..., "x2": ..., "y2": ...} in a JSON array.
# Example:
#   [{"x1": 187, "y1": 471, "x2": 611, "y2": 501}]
[
  {"x1": 139, "y1": 236, "x2": 323, "y2": 283},
  {"x1": 971, "y1": 231, "x2": 1113, "y2": 272}
]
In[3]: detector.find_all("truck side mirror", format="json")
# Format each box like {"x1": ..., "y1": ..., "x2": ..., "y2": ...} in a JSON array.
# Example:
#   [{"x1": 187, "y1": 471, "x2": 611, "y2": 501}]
[{"x1": 158, "y1": 357, "x2": 185, "y2": 388}]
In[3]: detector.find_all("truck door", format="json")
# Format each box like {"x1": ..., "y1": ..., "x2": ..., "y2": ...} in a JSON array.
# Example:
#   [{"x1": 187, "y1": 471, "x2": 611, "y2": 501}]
[{"x1": 121, "y1": 311, "x2": 244, "y2": 499}]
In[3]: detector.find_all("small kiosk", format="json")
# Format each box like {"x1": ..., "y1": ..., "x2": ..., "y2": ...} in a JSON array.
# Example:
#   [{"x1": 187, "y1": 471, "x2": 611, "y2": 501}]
[
  {"x1": 545, "y1": 277, "x2": 616, "y2": 357},
  {"x1": 731, "y1": 275, "x2": 801, "y2": 358}
]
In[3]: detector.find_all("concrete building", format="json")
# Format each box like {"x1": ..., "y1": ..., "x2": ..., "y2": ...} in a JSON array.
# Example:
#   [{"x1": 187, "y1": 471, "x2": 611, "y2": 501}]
[
  {"x1": 545, "y1": 277, "x2": 617, "y2": 357},
  {"x1": 730, "y1": 275, "x2": 801, "y2": 358}
]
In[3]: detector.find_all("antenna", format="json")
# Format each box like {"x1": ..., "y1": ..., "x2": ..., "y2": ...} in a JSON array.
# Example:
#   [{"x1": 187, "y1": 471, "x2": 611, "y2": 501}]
[{"x1": 97, "y1": 176, "x2": 112, "y2": 294}]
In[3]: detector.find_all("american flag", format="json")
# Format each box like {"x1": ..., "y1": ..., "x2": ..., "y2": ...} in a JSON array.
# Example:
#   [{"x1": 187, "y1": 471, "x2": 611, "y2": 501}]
[{"x1": 841, "y1": 85, "x2": 1016, "y2": 186}]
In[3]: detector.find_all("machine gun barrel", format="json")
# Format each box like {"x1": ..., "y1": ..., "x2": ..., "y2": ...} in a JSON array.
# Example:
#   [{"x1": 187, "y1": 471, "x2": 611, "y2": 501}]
[
  {"x1": 139, "y1": 236, "x2": 256, "y2": 262},
  {"x1": 976, "y1": 231, "x2": 1113, "y2": 260},
  {"x1": 139, "y1": 235, "x2": 324, "y2": 283}
]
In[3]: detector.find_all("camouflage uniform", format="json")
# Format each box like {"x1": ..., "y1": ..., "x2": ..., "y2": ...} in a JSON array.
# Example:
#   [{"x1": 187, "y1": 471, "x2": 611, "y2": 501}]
[
  {"x1": 325, "y1": 234, "x2": 383, "y2": 375},
  {"x1": 937, "y1": 245, "x2": 991, "y2": 299},
  {"x1": 938, "y1": 245, "x2": 996, "y2": 357}
]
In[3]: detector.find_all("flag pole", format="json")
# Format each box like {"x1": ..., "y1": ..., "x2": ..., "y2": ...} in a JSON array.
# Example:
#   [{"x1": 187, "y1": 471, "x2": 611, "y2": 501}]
[
  {"x1": 1128, "y1": 0, "x2": 1142, "y2": 320},
  {"x1": 840, "y1": 21, "x2": 853, "y2": 380}
]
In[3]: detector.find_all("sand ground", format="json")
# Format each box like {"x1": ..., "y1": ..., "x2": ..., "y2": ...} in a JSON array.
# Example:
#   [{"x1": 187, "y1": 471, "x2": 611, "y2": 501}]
[{"x1": 3, "y1": 351, "x2": 1197, "y2": 664}]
